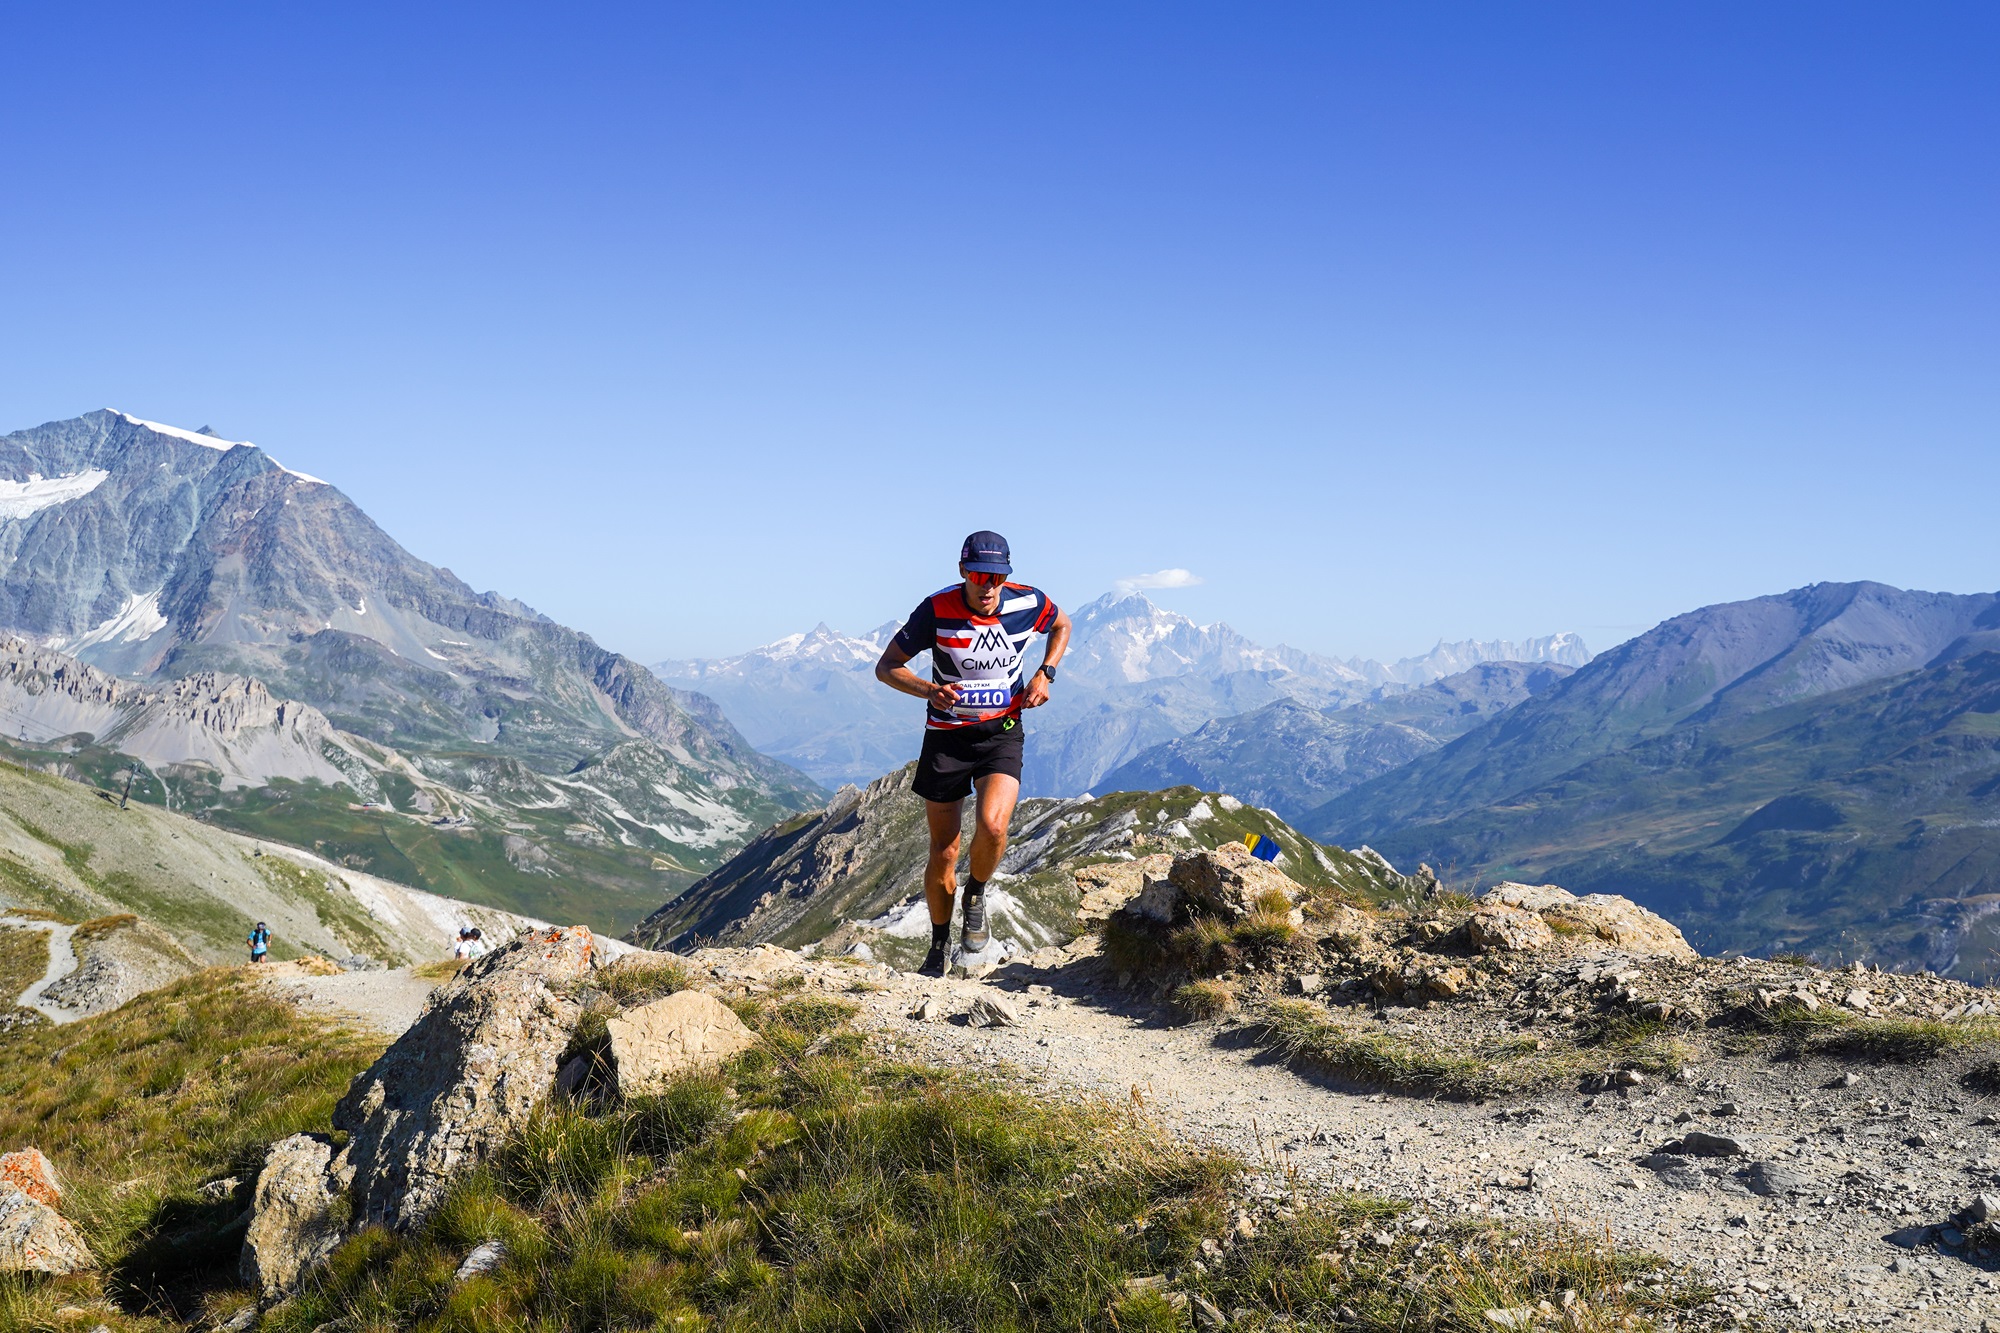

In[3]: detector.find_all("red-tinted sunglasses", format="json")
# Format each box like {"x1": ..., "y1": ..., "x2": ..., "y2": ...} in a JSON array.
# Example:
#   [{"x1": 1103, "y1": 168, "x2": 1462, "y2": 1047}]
[{"x1": 965, "y1": 570, "x2": 1007, "y2": 587}]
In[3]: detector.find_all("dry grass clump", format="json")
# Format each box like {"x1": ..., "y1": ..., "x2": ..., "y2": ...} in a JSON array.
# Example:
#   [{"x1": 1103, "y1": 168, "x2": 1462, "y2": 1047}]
[
  {"x1": 72, "y1": 912, "x2": 139, "y2": 943},
  {"x1": 1172, "y1": 978, "x2": 1239, "y2": 1021},
  {"x1": 410, "y1": 958, "x2": 468, "y2": 981},
  {"x1": 593, "y1": 953, "x2": 694, "y2": 1008},
  {"x1": 1766, "y1": 1008, "x2": 2000, "y2": 1063}
]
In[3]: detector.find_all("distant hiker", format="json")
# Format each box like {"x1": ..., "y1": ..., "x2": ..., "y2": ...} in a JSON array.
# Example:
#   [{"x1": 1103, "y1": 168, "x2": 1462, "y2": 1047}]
[
  {"x1": 247, "y1": 922, "x2": 271, "y2": 964},
  {"x1": 453, "y1": 928, "x2": 474, "y2": 960},
  {"x1": 466, "y1": 928, "x2": 488, "y2": 959},
  {"x1": 875, "y1": 530, "x2": 1071, "y2": 977}
]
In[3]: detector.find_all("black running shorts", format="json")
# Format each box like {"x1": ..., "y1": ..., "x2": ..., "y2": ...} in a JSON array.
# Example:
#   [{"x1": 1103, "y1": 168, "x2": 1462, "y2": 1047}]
[{"x1": 912, "y1": 717, "x2": 1024, "y2": 803}]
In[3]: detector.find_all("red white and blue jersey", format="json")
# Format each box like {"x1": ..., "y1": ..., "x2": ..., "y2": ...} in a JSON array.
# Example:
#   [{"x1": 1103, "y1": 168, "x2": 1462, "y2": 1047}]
[{"x1": 892, "y1": 582, "x2": 1061, "y2": 730}]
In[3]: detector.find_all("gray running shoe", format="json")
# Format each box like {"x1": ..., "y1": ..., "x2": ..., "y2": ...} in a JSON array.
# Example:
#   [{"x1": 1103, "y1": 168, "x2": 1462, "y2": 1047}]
[{"x1": 961, "y1": 891, "x2": 989, "y2": 952}]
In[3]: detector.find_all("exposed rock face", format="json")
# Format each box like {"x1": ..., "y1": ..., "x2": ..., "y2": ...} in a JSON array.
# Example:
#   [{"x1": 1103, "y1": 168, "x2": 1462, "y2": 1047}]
[
  {"x1": 241, "y1": 1134, "x2": 346, "y2": 1297},
  {"x1": 1466, "y1": 904, "x2": 1555, "y2": 954},
  {"x1": 1074, "y1": 854, "x2": 1172, "y2": 924},
  {"x1": 1482, "y1": 883, "x2": 1695, "y2": 960},
  {"x1": 606, "y1": 990, "x2": 758, "y2": 1096},
  {"x1": 333, "y1": 926, "x2": 596, "y2": 1229},
  {"x1": 1168, "y1": 842, "x2": 1301, "y2": 921},
  {"x1": 0, "y1": 1149, "x2": 61, "y2": 1208},
  {"x1": 0, "y1": 1187, "x2": 90, "y2": 1273}
]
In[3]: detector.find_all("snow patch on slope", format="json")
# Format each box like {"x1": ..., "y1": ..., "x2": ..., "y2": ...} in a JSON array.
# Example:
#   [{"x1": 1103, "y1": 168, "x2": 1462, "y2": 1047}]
[
  {"x1": 112, "y1": 410, "x2": 327, "y2": 485},
  {"x1": 52, "y1": 591, "x2": 170, "y2": 652},
  {"x1": 0, "y1": 469, "x2": 111, "y2": 520}
]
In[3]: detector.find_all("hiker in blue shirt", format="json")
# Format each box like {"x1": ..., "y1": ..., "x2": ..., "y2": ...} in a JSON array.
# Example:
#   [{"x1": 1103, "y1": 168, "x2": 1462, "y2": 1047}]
[{"x1": 247, "y1": 922, "x2": 271, "y2": 964}]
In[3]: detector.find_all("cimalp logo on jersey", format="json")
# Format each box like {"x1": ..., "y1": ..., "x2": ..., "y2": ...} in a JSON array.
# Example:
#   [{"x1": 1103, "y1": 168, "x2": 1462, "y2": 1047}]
[{"x1": 968, "y1": 627, "x2": 1012, "y2": 654}]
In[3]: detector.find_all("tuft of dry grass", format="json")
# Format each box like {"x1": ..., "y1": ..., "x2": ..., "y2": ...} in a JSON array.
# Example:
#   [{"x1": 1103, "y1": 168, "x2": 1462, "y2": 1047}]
[
  {"x1": 73, "y1": 912, "x2": 139, "y2": 943},
  {"x1": 1172, "y1": 978, "x2": 1239, "y2": 1021},
  {"x1": 411, "y1": 958, "x2": 468, "y2": 981}
]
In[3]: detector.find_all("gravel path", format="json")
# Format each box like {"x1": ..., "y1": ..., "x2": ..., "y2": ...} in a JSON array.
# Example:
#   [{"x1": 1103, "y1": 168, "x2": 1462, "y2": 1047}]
[
  {"x1": 257, "y1": 963, "x2": 442, "y2": 1037},
  {"x1": 0, "y1": 916, "x2": 84, "y2": 1024},
  {"x1": 689, "y1": 943, "x2": 2000, "y2": 1332}
]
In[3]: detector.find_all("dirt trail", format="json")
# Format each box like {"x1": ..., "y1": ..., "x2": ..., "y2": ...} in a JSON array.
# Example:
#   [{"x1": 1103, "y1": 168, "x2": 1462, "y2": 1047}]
[
  {"x1": 0, "y1": 916, "x2": 83, "y2": 1024},
  {"x1": 257, "y1": 962, "x2": 441, "y2": 1037}
]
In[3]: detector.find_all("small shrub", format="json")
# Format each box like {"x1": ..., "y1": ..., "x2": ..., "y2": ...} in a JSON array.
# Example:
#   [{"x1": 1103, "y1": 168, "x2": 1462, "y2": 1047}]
[
  {"x1": 1251, "y1": 888, "x2": 1293, "y2": 916},
  {"x1": 1172, "y1": 979, "x2": 1238, "y2": 1021},
  {"x1": 1230, "y1": 910, "x2": 1298, "y2": 954}
]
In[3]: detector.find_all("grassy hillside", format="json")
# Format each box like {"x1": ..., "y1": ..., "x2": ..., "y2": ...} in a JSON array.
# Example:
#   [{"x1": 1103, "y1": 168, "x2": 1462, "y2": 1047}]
[
  {"x1": 0, "y1": 757, "x2": 540, "y2": 969},
  {"x1": 1320, "y1": 649, "x2": 2000, "y2": 978},
  {"x1": 0, "y1": 970, "x2": 385, "y2": 1328}
]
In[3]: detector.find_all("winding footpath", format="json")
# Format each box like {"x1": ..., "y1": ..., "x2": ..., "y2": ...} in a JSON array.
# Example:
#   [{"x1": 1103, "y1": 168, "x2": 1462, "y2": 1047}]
[{"x1": 0, "y1": 916, "x2": 83, "y2": 1025}]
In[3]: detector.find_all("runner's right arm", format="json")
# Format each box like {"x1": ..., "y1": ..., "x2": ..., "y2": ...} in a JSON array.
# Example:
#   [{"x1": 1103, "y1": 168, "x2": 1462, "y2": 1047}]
[{"x1": 876, "y1": 597, "x2": 959, "y2": 709}]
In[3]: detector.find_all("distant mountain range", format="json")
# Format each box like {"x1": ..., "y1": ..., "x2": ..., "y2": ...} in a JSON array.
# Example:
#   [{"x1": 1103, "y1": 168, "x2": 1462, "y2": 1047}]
[
  {"x1": 0, "y1": 410, "x2": 822, "y2": 930},
  {"x1": 654, "y1": 592, "x2": 1589, "y2": 793},
  {"x1": 1099, "y1": 660, "x2": 1576, "y2": 822},
  {"x1": 1309, "y1": 581, "x2": 2000, "y2": 979}
]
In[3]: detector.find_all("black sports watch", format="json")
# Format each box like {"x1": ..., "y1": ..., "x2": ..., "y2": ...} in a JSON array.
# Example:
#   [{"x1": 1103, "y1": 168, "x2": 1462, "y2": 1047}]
[{"x1": 1036, "y1": 664, "x2": 1058, "y2": 682}]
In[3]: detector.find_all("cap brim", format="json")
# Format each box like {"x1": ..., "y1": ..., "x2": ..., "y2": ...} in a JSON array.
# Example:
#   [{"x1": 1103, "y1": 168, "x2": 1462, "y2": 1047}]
[{"x1": 962, "y1": 560, "x2": 1012, "y2": 575}]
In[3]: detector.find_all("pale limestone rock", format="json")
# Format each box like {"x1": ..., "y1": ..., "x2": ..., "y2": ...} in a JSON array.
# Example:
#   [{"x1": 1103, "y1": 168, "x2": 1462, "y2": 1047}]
[
  {"x1": 1467, "y1": 905, "x2": 1555, "y2": 954},
  {"x1": 333, "y1": 925, "x2": 597, "y2": 1230},
  {"x1": 0, "y1": 1149, "x2": 62, "y2": 1208},
  {"x1": 967, "y1": 993, "x2": 1020, "y2": 1028},
  {"x1": 1074, "y1": 854, "x2": 1173, "y2": 923},
  {"x1": 0, "y1": 1188, "x2": 90, "y2": 1273},
  {"x1": 1479, "y1": 882, "x2": 1694, "y2": 960},
  {"x1": 240, "y1": 1134, "x2": 345, "y2": 1297},
  {"x1": 608, "y1": 990, "x2": 757, "y2": 1095}
]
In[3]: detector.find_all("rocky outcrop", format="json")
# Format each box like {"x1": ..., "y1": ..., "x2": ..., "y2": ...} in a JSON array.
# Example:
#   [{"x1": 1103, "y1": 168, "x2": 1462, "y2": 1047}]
[
  {"x1": 1074, "y1": 854, "x2": 1172, "y2": 924},
  {"x1": 1171, "y1": 843, "x2": 1301, "y2": 921},
  {"x1": 606, "y1": 991, "x2": 757, "y2": 1095},
  {"x1": 333, "y1": 926, "x2": 596, "y2": 1229},
  {"x1": 240, "y1": 1135, "x2": 346, "y2": 1298},
  {"x1": 1482, "y1": 883, "x2": 1695, "y2": 960},
  {"x1": 0, "y1": 1173, "x2": 90, "y2": 1274},
  {"x1": 1466, "y1": 904, "x2": 1554, "y2": 954}
]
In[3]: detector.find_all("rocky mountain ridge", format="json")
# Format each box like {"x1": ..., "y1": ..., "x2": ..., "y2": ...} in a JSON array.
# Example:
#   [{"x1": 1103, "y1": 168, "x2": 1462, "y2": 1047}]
[
  {"x1": 0, "y1": 411, "x2": 824, "y2": 929},
  {"x1": 1100, "y1": 660, "x2": 1576, "y2": 821},
  {"x1": 1312, "y1": 580, "x2": 2000, "y2": 978},
  {"x1": 626, "y1": 763, "x2": 1418, "y2": 969},
  {"x1": 654, "y1": 590, "x2": 1589, "y2": 792}
]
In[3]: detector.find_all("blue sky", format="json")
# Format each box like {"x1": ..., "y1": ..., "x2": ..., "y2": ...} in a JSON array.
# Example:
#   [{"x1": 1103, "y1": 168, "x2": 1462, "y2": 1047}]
[{"x1": 2, "y1": 4, "x2": 1994, "y2": 663}]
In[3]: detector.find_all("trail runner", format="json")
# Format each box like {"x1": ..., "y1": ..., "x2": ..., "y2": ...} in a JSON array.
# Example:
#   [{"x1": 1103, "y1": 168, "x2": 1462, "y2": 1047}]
[
  {"x1": 247, "y1": 921, "x2": 271, "y2": 964},
  {"x1": 875, "y1": 531, "x2": 1071, "y2": 977}
]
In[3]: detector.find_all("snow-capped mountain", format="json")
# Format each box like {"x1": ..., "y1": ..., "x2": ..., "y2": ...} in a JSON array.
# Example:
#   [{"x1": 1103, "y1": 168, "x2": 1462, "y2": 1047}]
[
  {"x1": 654, "y1": 590, "x2": 1590, "y2": 793},
  {"x1": 0, "y1": 410, "x2": 822, "y2": 930}
]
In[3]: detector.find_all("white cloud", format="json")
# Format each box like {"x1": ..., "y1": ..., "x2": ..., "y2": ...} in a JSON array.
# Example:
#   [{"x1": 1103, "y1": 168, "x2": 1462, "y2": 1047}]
[{"x1": 1114, "y1": 568, "x2": 1204, "y2": 595}]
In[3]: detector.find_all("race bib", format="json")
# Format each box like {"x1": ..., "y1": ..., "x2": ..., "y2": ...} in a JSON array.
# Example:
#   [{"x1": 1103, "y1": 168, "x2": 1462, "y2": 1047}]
[{"x1": 950, "y1": 680, "x2": 1014, "y2": 716}]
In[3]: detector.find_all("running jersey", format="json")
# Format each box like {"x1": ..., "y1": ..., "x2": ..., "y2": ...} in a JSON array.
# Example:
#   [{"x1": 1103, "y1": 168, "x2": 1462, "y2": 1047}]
[{"x1": 892, "y1": 582, "x2": 1061, "y2": 730}]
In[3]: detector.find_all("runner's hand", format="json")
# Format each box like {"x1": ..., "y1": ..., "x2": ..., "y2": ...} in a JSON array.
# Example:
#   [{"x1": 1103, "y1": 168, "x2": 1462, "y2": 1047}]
[
  {"x1": 1022, "y1": 674, "x2": 1051, "y2": 709},
  {"x1": 929, "y1": 681, "x2": 961, "y2": 710}
]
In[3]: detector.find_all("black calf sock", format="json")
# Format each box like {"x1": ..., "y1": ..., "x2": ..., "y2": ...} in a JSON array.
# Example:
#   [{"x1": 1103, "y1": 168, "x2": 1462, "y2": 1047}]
[
  {"x1": 930, "y1": 922, "x2": 950, "y2": 949},
  {"x1": 964, "y1": 877, "x2": 986, "y2": 900}
]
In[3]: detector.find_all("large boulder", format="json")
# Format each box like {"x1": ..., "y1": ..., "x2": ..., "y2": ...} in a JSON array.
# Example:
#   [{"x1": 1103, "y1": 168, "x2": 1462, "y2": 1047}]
[
  {"x1": 1130, "y1": 843, "x2": 1302, "y2": 925},
  {"x1": 607, "y1": 990, "x2": 757, "y2": 1096},
  {"x1": 1480, "y1": 883, "x2": 1695, "y2": 961},
  {"x1": 0, "y1": 1188, "x2": 90, "y2": 1273},
  {"x1": 241, "y1": 1134, "x2": 346, "y2": 1298},
  {"x1": 333, "y1": 926, "x2": 597, "y2": 1230}
]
